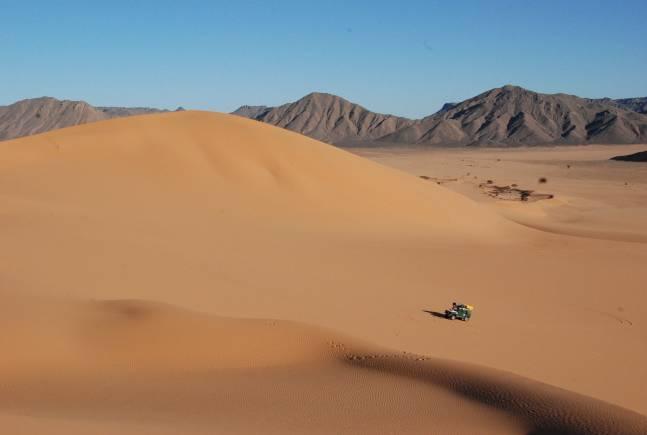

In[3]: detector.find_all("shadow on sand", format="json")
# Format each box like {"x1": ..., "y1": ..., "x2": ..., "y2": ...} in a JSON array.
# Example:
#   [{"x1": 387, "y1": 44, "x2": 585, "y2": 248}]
[
  {"x1": 422, "y1": 310, "x2": 446, "y2": 319},
  {"x1": 344, "y1": 352, "x2": 647, "y2": 435}
]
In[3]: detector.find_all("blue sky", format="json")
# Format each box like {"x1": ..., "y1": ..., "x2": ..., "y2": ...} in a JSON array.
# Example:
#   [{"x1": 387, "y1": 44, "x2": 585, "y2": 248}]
[{"x1": 1, "y1": 0, "x2": 646, "y2": 118}]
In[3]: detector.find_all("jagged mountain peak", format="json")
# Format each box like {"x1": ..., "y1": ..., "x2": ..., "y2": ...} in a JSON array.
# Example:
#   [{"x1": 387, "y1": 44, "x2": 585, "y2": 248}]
[
  {"x1": 233, "y1": 93, "x2": 413, "y2": 144},
  {"x1": 382, "y1": 85, "x2": 647, "y2": 146}
]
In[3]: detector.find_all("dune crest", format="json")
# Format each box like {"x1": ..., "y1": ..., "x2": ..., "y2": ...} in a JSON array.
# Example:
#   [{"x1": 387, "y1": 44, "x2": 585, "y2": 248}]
[{"x1": 0, "y1": 110, "x2": 513, "y2": 239}]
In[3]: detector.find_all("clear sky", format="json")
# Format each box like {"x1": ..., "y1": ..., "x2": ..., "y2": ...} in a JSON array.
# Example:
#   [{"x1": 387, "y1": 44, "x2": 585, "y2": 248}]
[{"x1": 2, "y1": 0, "x2": 646, "y2": 118}]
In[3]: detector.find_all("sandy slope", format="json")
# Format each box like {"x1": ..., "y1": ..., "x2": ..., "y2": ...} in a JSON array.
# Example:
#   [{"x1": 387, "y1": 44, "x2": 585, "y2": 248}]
[
  {"x1": 2, "y1": 112, "x2": 647, "y2": 433},
  {"x1": 2, "y1": 294, "x2": 647, "y2": 434}
]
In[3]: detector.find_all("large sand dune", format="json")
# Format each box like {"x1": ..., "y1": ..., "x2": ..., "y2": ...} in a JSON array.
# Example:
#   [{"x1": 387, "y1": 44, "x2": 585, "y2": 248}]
[
  {"x1": 2, "y1": 111, "x2": 647, "y2": 433},
  {"x1": 3, "y1": 294, "x2": 647, "y2": 434}
]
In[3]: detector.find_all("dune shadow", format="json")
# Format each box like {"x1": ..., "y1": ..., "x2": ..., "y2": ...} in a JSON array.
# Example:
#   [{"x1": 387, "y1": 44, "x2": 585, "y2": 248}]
[
  {"x1": 422, "y1": 310, "x2": 446, "y2": 319},
  {"x1": 342, "y1": 355, "x2": 647, "y2": 435}
]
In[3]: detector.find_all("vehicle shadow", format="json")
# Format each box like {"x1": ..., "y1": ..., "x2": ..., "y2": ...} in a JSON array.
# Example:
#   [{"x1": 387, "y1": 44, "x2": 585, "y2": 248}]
[{"x1": 422, "y1": 310, "x2": 446, "y2": 319}]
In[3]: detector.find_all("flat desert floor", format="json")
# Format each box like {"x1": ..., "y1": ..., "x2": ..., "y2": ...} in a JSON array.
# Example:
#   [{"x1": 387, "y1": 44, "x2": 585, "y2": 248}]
[
  {"x1": 1, "y1": 112, "x2": 646, "y2": 434},
  {"x1": 354, "y1": 145, "x2": 647, "y2": 243}
]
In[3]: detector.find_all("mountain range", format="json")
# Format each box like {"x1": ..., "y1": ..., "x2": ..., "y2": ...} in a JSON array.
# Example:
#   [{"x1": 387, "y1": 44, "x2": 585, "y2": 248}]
[
  {"x1": 2, "y1": 86, "x2": 647, "y2": 146},
  {"x1": 234, "y1": 86, "x2": 647, "y2": 146},
  {"x1": 599, "y1": 97, "x2": 647, "y2": 114},
  {"x1": 0, "y1": 97, "x2": 166, "y2": 141},
  {"x1": 232, "y1": 93, "x2": 414, "y2": 144}
]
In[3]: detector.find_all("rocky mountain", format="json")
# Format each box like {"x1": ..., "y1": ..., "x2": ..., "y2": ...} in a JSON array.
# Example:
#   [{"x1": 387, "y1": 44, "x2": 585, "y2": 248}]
[
  {"x1": 231, "y1": 105, "x2": 270, "y2": 119},
  {"x1": 234, "y1": 86, "x2": 647, "y2": 146},
  {"x1": 436, "y1": 102, "x2": 459, "y2": 114},
  {"x1": 0, "y1": 97, "x2": 165, "y2": 141},
  {"x1": 233, "y1": 92, "x2": 414, "y2": 144},
  {"x1": 594, "y1": 97, "x2": 647, "y2": 114},
  {"x1": 382, "y1": 86, "x2": 647, "y2": 146},
  {"x1": 97, "y1": 106, "x2": 167, "y2": 117},
  {"x1": 4, "y1": 87, "x2": 647, "y2": 146},
  {"x1": 610, "y1": 97, "x2": 647, "y2": 114}
]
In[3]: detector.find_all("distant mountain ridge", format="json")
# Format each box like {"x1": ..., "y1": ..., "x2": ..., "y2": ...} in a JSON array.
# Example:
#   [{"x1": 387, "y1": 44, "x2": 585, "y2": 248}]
[
  {"x1": 384, "y1": 86, "x2": 647, "y2": 146},
  {"x1": 2, "y1": 87, "x2": 647, "y2": 145},
  {"x1": 602, "y1": 97, "x2": 647, "y2": 114},
  {"x1": 234, "y1": 86, "x2": 647, "y2": 146},
  {"x1": 0, "y1": 97, "x2": 166, "y2": 141},
  {"x1": 436, "y1": 102, "x2": 459, "y2": 114},
  {"x1": 231, "y1": 105, "x2": 271, "y2": 119},
  {"x1": 234, "y1": 92, "x2": 413, "y2": 144}
]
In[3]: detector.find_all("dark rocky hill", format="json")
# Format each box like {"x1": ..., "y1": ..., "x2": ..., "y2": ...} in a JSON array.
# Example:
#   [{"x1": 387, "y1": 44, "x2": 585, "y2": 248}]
[{"x1": 383, "y1": 85, "x2": 647, "y2": 146}]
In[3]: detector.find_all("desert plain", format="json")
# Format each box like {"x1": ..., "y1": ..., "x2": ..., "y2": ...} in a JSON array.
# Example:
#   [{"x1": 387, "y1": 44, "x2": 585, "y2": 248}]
[{"x1": 1, "y1": 111, "x2": 647, "y2": 434}]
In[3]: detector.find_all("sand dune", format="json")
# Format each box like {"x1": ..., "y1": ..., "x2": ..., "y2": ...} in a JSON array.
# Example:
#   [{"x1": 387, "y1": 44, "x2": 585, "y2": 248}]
[
  {"x1": 2, "y1": 112, "x2": 647, "y2": 433},
  {"x1": 2, "y1": 294, "x2": 646, "y2": 434}
]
